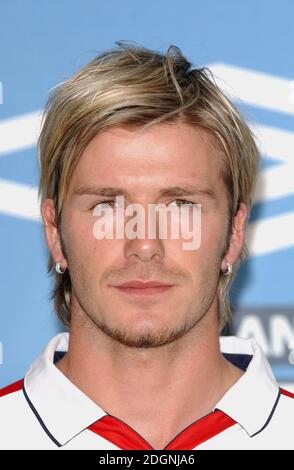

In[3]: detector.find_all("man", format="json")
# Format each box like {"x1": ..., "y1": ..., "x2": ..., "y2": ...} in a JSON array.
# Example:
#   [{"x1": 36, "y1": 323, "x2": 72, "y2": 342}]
[{"x1": 0, "y1": 42, "x2": 293, "y2": 450}]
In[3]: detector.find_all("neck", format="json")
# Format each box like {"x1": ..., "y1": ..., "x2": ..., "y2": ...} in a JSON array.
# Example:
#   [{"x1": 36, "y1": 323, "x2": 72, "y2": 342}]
[{"x1": 56, "y1": 300, "x2": 244, "y2": 449}]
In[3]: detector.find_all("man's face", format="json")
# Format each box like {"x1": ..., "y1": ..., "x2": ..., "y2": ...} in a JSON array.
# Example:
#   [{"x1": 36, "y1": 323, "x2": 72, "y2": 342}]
[{"x1": 58, "y1": 122, "x2": 232, "y2": 347}]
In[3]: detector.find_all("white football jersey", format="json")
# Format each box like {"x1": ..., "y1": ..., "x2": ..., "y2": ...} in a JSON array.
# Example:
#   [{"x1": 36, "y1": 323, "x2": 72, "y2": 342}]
[{"x1": 0, "y1": 332, "x2": 293, "y2": 449}]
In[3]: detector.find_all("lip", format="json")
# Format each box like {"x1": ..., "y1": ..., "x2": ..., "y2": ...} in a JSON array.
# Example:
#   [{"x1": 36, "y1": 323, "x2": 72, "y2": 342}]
[
  {"x1": 111, "y1": 280, "x2": 175, "y2": 296},
  {"x1": 114, "y1": 280, "x2": 174, "y2": 288}
]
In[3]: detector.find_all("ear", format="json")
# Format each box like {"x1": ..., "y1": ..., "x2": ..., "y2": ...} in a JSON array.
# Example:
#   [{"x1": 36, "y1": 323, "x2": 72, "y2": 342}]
[
  {"x1": 221, "y1": 202, "x2": 248, "y2": 272},
  {"x1": 41, "y1": 198, "x2": 68, "y2": 270}
]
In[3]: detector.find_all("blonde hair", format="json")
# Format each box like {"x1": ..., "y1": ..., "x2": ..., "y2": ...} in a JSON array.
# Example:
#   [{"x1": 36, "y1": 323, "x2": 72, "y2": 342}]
[{"x1": 38, "y1": 41, "x2": 260, "y2": 332}]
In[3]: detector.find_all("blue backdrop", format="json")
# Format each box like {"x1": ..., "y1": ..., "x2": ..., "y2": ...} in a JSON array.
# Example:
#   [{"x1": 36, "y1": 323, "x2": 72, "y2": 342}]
[{"x1": 0, "y1": 0, "x2": 293, "y2": 389}]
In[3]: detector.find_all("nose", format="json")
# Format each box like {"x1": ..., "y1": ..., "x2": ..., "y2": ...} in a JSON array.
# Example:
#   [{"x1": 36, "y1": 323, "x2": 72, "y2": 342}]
[
  {"x1": 123, "y1": 203, "x2": 165, "y2": 262},
  {"x1": 124, "y1": 236, "x2": 165, "y2": 262}
]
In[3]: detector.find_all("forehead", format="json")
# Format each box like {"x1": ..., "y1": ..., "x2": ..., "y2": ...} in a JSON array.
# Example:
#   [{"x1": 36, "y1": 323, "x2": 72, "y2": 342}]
[{"x1": 68, "y1": 122, "x2": 226, "y2": 195}]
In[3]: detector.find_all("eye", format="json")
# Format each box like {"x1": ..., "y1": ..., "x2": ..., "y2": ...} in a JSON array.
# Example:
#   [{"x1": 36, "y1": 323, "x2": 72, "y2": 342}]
[
  {"x1": 91, "y1": 199, "x2": 119, "y2": 210},
  {"x1": 169, "y1": 199, "x2": 198, "y2": 208},
  {"x1": 90, "y1": 198, "x2": 198, "y2": 211}
]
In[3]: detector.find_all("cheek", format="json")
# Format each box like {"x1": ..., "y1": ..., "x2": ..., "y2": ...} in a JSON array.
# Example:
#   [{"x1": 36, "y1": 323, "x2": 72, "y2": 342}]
[
  {"x1": 201, "y1": 212, "x2": 228, "y2": 253},
  {"x1": 172, "y1": 213, "x2": 227, "y2": 280},
  {"x1": 64, "y1": 214, "x2": 106, "y2": 271}
]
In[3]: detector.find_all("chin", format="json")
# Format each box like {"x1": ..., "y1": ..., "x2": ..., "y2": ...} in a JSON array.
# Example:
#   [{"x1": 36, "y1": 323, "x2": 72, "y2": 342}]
[{"x1": 107, "y1": 309, "x2": 170, "y2": 331}]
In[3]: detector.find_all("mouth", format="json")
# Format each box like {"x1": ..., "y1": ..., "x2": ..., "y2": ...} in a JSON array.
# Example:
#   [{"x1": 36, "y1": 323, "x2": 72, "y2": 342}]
[{"x1": 110, "y1": 280, "x2": 175, "y2": 296}]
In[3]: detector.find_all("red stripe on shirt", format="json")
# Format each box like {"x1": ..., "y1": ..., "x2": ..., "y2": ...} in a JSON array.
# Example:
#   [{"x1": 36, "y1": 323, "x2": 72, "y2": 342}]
[
  {"x1": 89, "y1": 415, "x2": 154, "y2": 450},
  {"x1": 89, "y1": 410, "x2": 237, "y2": 450},
  {"x1": 164, "y1": 410, "x2": 236, "y2": 450},
  {"x1": 280, "y1": 387, "x2": 294, "y2": 399},
  {"x1": 0, "y1": 378, "x2": 24, "y2": 398}
]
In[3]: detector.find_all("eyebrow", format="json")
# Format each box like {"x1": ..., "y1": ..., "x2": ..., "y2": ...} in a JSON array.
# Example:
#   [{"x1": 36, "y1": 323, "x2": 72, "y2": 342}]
[{"x1": 74, "y1": 185, "x2": 217, "y2": 200}]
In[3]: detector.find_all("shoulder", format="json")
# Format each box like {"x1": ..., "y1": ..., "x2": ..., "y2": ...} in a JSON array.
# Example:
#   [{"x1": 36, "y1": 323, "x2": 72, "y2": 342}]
[
  {"x1": 263, "y1": 386, "x2": 294, "y2": 448},
  {"x1": 273, "y1": 387, "x2": 294, "y2": 422},
  {"x1": 277, "y1": 387, "x2": 294, "y2": 418},
  {"x1": 0, "y1": 378, "x2": 47, "y2": 449},
  {"x1": 0, "y1": 378, "x2": 24, "y2": 399},
  {"x1": 277, "y1": 387, "x2": 294, "y2": 417},
  {"x1": 0, "y1": 379, "x2": 25, "y2": 425}
]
